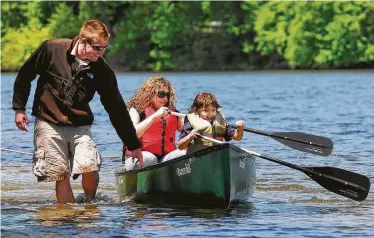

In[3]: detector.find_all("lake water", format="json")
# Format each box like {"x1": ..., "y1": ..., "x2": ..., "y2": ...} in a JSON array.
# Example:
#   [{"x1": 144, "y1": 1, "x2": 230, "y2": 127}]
[{"x1": 1, "y1": 71, "x2": 374, "y2": 237}]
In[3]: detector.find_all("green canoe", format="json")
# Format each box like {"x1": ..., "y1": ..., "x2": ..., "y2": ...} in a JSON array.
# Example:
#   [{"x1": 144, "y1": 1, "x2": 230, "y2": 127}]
[{"x1": 114, "y1": 143, "x2": 256, "y2": 208}]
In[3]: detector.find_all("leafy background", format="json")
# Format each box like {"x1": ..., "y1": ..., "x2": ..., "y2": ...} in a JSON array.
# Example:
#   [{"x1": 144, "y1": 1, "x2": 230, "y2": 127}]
[{"x1": 1, "y1": 1, "x2": 373, "y2": 72}]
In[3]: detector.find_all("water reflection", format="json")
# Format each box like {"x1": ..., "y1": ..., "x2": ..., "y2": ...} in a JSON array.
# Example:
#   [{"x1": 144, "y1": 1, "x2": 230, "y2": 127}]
[
  {"x1": 33, "y1": 204, "x2": 100, "y2": 227},
  {"x1": 126, "y1": 201, "x2": 254, "y2": 219},
  {"x1": 2, "y1": 72, "x2": 374, "y2": 236},
  {"x1": 117, "y1": 201, "x2": 255, "y2": 230}
]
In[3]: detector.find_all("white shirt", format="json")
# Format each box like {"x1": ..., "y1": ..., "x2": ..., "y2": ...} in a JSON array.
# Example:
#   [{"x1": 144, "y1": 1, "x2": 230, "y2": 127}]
[{"x1": 70, "y1": 40, "x2": 90, "y2": 66}]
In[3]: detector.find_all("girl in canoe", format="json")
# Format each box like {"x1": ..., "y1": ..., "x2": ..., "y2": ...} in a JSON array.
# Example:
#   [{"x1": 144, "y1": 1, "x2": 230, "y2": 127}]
[
  {"x1": 123, "y1": 76, "x2": 186, "y2": 170},
  {"x1": 178, "y1": 92, "x2": 245, "y2": 153}
]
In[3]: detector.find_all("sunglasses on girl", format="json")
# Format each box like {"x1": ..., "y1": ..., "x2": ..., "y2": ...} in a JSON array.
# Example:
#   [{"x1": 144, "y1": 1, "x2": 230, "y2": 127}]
[
  {"x1": 157, "y1": 91, "x2": 170, "y2": 98},
  {"x1": 86, "y1": 39, "x2": 108, "y2": 51}
]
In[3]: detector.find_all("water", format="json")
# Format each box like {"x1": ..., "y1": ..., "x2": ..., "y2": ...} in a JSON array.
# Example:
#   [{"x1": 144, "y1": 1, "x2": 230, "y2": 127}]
[{"x1": 1, "y1": 71, "x2": 373, "y2": 237}]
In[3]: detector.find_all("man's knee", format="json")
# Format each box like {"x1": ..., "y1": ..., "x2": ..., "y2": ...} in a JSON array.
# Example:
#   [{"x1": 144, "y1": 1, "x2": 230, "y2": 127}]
[
  {"x1": 163, "y1": 149, "x2": 187, "y2": 162},
  {"x1": 142, "y1": 151, "x2": 158, "y2": 165}
]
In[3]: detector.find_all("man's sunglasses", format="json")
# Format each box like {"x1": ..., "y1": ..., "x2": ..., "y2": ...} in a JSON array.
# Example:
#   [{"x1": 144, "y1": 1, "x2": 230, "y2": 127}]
[
  {"x1": 157, "y1": 91, "x2": 170, "y2": 98},
  {"x1": 86, "y1": 39, "x2": 108, "y2": 51}
]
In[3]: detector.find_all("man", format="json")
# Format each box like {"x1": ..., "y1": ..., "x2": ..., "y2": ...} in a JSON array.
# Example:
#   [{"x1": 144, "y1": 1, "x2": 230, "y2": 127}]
[{"x1": 12, "y1": 20, "x2": 144, "y2": 204}]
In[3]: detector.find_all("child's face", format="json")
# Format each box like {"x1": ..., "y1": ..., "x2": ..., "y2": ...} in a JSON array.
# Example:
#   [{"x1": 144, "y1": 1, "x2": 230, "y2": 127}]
[{"x1": 198, "y1": 105, "x2": 217, "y2": 122}]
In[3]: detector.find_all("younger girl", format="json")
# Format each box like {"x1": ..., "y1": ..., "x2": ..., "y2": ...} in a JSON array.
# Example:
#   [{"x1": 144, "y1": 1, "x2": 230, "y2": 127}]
[{"x1": 178, "y1": 92, "x2": 244, "y2": 153}]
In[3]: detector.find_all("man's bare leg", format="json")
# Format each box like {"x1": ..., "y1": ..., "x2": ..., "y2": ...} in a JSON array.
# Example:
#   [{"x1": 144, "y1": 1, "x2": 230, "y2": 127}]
[
  {"x1": 56, "y1": 178, "x2": 74, "y2": 204},
  {"x1": 82, "y1": 171, "x2": 99, "y2": 202}
]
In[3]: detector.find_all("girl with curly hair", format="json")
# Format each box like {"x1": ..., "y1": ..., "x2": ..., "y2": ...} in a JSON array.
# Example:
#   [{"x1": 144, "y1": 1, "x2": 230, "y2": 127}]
[{"x1": 123, "y1": 76, "x2": 186, "y2": 170}]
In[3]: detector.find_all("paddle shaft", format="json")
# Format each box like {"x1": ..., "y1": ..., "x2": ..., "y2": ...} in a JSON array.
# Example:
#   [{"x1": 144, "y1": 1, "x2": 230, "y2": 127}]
[
  {"x1": 231, "y1": 125, "x2": 329, "y2": 149},
  {"x1": 170, "y1": 111, "x2": 186, "y2": 117}
]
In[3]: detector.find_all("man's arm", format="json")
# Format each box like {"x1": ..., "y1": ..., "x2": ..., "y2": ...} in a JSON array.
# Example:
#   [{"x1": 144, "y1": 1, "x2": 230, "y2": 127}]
[
  {"x1": 98, "y1": 78, "x2": 141, "y2": 149},
  {"x1": 13, "y1": 40, "x2": 49, "y2": 132},
  {"x1": 13, "y1": 41, "x2": 49, "y2": 112},
  {"x1": 95, "y1": 67, "x2": 142, "y2": 141},
  {"x1": 97, "y1": 72, "x2": 144, "y2": 166}
]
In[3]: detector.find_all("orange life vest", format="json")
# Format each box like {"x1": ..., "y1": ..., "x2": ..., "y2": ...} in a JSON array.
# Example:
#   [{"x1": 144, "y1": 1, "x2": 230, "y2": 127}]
[{"x1": 125, "y1": 107, "x2": 178, "y2": 157}]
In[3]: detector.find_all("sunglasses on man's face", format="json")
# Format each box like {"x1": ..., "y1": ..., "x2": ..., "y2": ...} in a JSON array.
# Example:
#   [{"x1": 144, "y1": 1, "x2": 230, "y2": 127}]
[
  {"x1": 157, "y1": 91, "x2": 170, "y2": 98},
  {"x1": 86, "y1": 39, "x2": 108, "y2": 51}
]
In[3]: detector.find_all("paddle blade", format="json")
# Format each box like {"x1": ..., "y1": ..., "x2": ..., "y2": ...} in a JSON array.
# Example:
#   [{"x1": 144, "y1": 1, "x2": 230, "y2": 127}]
[
  {"x1": 306, "y1": 167, "x2": 370, "y2": 201},
  {"x1": 272, "y1": 132, "x2": 333, "y2": 156}
]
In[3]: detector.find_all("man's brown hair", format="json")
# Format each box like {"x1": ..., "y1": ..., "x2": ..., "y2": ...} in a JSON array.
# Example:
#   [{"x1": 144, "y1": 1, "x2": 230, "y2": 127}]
[{"x1": 79, "y1": 20, "x2": 110, "y2": 43}]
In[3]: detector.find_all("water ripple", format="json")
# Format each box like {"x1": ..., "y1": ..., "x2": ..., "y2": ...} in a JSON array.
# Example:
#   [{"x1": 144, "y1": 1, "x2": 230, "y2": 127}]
[{"x1": 2, "y1": 71, "x2": 374, "y2": 237}]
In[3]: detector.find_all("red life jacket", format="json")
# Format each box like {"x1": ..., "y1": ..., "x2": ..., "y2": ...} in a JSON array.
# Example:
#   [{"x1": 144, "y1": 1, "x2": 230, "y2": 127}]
[{"x1": 125, "y1": 107, "x2": 178, "y2": 157}]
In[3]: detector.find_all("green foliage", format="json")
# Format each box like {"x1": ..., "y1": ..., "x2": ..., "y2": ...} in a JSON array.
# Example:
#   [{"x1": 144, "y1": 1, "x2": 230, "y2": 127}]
[
  {"x1": 1, "y1": 1, "x2": 373, "y2": 71},
  {"x1": 2, "y1": 17, "x2": 51, "y2": 70},
  {"x1": 48, "y1": 2, "x2": 81, "y2": 38},
  {"x1": 110, "y1": 2, "x2": 154, "y2": 70},
  {"x1": 111, "y1": 2, "x2": 149, "y2": 52},
  {"x1": 1, "y1": 1, "x2": 29, "y2": 33},
  {"x1": 1, "y1": 1, "x2": 53, "y2": 70},
  {"x1": 254, "y1": 2, "x2": 295, "y2": 57},
  {"x1": 253, "y1": 1, "x2": 374, "y2": 68},
  {"x1": 147, "y1": 2, "x2": 188, "y2": 71},
  {"x1": 284, "y1": 2, "x2": 334, "y2": 67},
  {"x1": 234, "y1": 1, "x2": 262, "y2": 54},
  {"x1": 315, "y1": 2, "x2": 374, "y2": 66}
]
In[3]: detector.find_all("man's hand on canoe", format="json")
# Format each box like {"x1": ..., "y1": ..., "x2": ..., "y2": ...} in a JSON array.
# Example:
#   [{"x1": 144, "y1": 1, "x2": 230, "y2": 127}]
[{"x1": 130, "y1": 148, "x2": 144, "y2": 168}]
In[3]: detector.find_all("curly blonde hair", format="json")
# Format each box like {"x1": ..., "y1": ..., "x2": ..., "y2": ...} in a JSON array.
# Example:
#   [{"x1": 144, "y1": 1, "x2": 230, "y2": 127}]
[{"x1": 128, "y1": 76, "x2": 177, "y2": 114}]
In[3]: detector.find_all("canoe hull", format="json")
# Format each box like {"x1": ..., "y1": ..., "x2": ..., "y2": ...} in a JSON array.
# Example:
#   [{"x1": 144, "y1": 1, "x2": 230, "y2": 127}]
[{"x1": 115, "y1": 144, "x2": 256, "y2": 208}]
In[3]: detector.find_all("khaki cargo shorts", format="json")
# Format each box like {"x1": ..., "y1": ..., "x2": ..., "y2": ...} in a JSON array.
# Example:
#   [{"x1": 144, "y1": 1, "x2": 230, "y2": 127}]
[{"x1": 32, "y1": 119, "x2": 101, "y2": 182}]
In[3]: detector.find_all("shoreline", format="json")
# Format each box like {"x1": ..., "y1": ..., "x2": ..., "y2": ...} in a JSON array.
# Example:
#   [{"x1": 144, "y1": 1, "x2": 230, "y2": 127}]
[{"x1": 2, "y1": 68, "x2": 374, "y2": 75}]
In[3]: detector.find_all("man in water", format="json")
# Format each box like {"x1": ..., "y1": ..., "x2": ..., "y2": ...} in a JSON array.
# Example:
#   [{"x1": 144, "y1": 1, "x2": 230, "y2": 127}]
[{"x1": 12, "y1": 20, "x2": 144, "y2": 204}]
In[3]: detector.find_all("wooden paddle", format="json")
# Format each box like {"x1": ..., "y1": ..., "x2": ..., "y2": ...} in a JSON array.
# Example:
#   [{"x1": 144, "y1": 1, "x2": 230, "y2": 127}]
[
  {"x1": 198, "y1": 135, "x2": 370, "y2": 202},
  {"x1": 170, "y1": 111, "x2": 333, "y2": 156}
]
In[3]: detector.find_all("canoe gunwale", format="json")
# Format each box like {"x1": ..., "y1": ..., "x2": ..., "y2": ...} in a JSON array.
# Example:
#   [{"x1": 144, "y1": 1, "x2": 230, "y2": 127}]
[{"x1": 115, "y1": 143, "x2": 253, "y2": 176}]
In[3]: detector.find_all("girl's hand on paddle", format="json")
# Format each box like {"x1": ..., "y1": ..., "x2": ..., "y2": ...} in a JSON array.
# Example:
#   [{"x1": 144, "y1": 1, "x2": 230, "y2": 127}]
[
  {"x1": 235, "y1": 120, "x2": 244, "y2": 131},
  {"x1": 154, "y1": 107, "x2": 169, "y2": 118},
  {"x1": 188, "y1": 129, "x2": 200, "y2": 141},
  {"x1": 15, "y1": 111, "x2": 29, "y2": 132}
]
